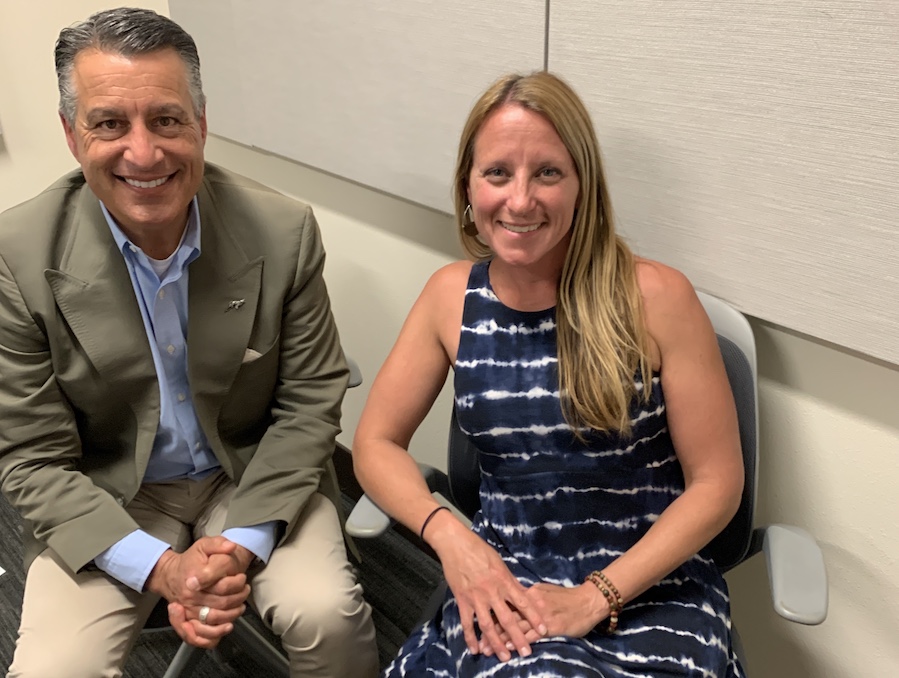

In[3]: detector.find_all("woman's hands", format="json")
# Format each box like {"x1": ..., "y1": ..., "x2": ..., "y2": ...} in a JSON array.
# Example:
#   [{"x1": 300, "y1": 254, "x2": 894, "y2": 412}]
[
  {"x1": 528, "y1": 582, "x2": 609, "y2": 637},
  {"x1": 478, "y1": 582, "x2": 609, "y2": 657},
  {"x1": 426, "y1": 514, "x2": 547, "y2": 662},
  {"x1": 426, "y1": 511, "x2": 611, "y2": 662}
]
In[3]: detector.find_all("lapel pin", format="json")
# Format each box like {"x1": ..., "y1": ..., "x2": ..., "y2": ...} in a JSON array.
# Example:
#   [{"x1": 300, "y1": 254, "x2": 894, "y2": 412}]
[{"x1": 226, "y1": 299, "x2": 246, "y2": 312}]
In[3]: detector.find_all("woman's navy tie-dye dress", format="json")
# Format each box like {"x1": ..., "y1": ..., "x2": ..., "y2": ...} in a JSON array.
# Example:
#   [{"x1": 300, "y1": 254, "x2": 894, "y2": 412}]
[{"x1": 384, "y1": 262, "x2": 743, "y2": 678}]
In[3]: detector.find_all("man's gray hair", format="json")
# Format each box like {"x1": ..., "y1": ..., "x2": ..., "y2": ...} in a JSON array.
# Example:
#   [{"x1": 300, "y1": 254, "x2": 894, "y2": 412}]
[{"x1": 55, "y1": 7, "x2": 206, "y2": 124}]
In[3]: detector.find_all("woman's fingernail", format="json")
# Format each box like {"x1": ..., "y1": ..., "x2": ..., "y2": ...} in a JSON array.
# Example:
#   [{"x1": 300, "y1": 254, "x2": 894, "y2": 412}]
[
  {"x1": 506, "y1": 641, "x2": 514, "y2": 651},
  {"x1": 538, "y1": 624, "x2": 548, "y2": 635},
  {"x1": 519, "y1": 645, "x2": 532, "y2": 657}
]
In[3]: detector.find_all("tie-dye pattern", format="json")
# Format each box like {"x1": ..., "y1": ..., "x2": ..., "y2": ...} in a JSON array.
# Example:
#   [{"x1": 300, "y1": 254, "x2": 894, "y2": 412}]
[{"x1": 383, "y1": 262, "x2": 743, "y2": 677}]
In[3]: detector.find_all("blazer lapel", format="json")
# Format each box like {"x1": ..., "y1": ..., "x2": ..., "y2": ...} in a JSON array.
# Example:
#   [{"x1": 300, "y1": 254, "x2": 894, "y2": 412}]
[
  {"x1": 187, "y1": 183, "x2": 263, "y2": 408},
  {"x1": 44, "y1": 188, "x2": 159, "y2": 417}
]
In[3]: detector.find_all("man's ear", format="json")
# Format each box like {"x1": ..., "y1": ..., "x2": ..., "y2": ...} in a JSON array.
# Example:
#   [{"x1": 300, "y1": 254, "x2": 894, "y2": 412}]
[
  {"x1": 199, "y1": 106, "x2": 208, "y2": 142},
  {"x1": 59, "y1": 112, "x2": 79, "y2": 160}
]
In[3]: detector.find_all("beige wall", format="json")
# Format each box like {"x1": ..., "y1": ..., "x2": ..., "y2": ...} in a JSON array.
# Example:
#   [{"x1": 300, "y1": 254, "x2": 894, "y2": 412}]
[
  {"x1": 1, "y1": 2, "x2": 897, "y2": 676},
  {"x1": 0, "y1": 0, "x2": 167, "y2": 196}
]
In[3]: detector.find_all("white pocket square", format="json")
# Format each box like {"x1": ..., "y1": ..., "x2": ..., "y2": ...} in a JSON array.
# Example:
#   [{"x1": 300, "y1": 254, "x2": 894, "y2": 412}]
[{"x1": 242, "y1": 348, "x2": 263, "y2": 364}]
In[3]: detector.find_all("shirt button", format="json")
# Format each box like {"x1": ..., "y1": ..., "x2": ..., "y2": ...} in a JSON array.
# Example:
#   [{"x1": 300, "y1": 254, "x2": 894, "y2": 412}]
[
  {"x1": 129, "y1": 245, "x2": 138, "y2": 253},
  {"x1": 195, "y1": 442, "x2": 201, "y2": 450},
  {"x1": 167, "y1": 345, "x2": 175, "y2": 355},
  {"x1": 178, "y1": 393, "x2": 186, "y2": 402},
  {"x1": 158, "y1": 290, "x2": 166, "y2": 300}
]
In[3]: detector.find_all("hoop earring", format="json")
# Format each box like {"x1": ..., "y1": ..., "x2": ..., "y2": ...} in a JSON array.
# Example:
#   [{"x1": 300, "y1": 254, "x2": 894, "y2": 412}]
[{"x1": 462, "y1": 204, "x2": 478, "y2": 237}]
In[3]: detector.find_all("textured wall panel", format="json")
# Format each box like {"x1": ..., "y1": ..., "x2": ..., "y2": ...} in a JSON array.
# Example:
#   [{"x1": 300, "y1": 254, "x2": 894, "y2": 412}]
[
  {"x1": 170, "y1": 0, "x2": 545, "y2": 214},
  {"x1": 549, "y1": 1, "x2": 898, "y2": 364}
]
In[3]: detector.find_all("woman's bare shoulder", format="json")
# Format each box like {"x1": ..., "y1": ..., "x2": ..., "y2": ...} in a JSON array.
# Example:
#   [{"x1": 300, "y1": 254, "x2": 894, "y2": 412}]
[
  {"x1": 414, "y1": 260, "x2": 475, "y2": 360},
  {"x1": 421, "y1": 260, "x2": 475, "y2": 301},
  {"x1": 634, "y1": 256, "x2": 696, "y2": 312},
  {"x1": 633, "y1": 256, "x2": 710, "y2": 359}
]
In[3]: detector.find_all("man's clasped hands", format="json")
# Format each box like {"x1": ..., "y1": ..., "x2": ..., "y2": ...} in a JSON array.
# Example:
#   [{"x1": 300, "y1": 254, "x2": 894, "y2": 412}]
[{"x1": 146, "y1": 536, "x2": 255, "y2": 649}]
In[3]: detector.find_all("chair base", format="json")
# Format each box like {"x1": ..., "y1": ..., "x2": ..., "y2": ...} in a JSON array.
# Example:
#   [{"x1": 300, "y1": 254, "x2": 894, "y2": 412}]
[
  {"x1": 160, "y1": 615, "x2": 289, "y2": 677},
  {"x1": 161, "y1": 641, "x2": 205, "y2": 678}
]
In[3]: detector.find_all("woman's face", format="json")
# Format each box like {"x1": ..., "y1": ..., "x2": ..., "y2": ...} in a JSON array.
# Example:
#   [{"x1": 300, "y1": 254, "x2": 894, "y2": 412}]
[{"x1": 467, "y1": 104, "x2": 579, "y2": 272}]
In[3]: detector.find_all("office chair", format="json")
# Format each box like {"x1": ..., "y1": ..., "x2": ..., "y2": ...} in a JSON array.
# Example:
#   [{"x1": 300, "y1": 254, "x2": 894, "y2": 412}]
[
  {"x1": 152, "y1": 355, "x2": 365, "y2": 678},
  {"x1": 346, "y1": 292, "x2": 828, "y2": 673}
]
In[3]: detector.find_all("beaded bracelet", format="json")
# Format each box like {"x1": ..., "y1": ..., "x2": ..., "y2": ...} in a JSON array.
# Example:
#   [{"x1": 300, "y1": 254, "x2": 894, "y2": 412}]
[
  {"x1": 586, "y1": 570, "x2": 624, "y2": 633},
  {"x1": 419, "y1": 505, "x2": 450, "y2": 541}
]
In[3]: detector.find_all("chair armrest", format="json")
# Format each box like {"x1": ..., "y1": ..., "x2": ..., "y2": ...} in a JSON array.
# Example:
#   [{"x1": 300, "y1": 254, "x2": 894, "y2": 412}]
[
  {"x1": 762, "y1": 523, "x2": 828, "y2": 625},
  {"x1": 418, "y1": 463, "x2": 452, "y2": 499},
  {"x1": 345, "y1": 494, "x2": 392, "y2": 538},
  {"x1": 344, "y1": 464, "x2": 451, "y2": 539},
  {"x1": 346, "y1": 355, "x2": 363, "y2": 388}
]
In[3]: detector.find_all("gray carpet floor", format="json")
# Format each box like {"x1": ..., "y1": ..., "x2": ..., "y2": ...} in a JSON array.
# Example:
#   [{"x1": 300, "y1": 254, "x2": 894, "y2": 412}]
[{"x1": 0, "y1": 494, "x2": 442, "y2": 676}]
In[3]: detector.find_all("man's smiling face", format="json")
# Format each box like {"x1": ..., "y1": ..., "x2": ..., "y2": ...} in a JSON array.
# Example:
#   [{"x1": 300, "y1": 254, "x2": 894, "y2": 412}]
[{"x1": 61, "y1": 47, "x2": 207, "y2": 242}]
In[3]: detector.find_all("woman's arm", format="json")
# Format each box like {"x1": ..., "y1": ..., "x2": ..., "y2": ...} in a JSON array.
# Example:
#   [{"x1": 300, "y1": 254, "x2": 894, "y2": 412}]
[
  {"x1": 352, "y1": 263, "x2": 460, "y2": 550},
  {"x1": 352, "y1": 261, "x2": 546, "y2": 661},
  {"x1": 523, "y1": 260, "x2": 744, "y2": 635},
  {"x1": 599, "y1": 260, "x2": 744, "y2": 605}
]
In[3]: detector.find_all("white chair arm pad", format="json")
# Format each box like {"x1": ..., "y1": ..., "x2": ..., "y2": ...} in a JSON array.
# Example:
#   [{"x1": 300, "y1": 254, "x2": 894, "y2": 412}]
[
  {"x1": 344, "y1": 463, "x2": 449, "y2": 539},
  {"x1": 345, "y1": 494, "x2": 393, "y2": 538},
  {"x1": 762, "y1": 524, "x2": 828, "y2": 625}
]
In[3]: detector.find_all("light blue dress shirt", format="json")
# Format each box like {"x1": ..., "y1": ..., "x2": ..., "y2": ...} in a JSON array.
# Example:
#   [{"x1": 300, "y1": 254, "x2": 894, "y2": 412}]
[{"x1": 93, "y1": 200, "x2": 276, "y2": 592}]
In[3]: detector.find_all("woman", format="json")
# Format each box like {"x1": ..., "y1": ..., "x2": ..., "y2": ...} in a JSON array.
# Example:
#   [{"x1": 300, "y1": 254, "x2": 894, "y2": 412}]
[{"x1": 353, "y1": 71, "x2": 745, "y2": 677}]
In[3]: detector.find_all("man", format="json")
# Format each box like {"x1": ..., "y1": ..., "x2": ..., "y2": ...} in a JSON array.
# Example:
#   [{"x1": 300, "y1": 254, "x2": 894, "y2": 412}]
[{"x1": 0, "y1": 7, "x2": 377, "y2": 677}]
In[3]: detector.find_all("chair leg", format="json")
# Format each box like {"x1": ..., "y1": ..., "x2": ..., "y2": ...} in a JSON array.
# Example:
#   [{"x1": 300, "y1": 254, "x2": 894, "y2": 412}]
[
  {"x1": 162, "y1": 641, "x2": 206, "y2": 678},
  {"x1": 223, "y1": 616, "x2": 290, "y2": 677}
]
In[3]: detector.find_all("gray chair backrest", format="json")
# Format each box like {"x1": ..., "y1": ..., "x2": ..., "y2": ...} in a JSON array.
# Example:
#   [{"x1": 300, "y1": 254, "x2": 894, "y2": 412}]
[
  {"x1": 447, "y1": 407, "x2": 482, "y2": 520},
  {"x1": 447, "y1": 291, "x2": 759, "y2": 572},
  {"x1": 696, "y1": 291, "x2": 759, "y2": 571}
]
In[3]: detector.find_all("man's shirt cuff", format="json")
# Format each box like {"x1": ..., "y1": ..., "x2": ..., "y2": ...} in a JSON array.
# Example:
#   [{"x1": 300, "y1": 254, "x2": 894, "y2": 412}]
[
  {"x1": 222, "y1": 522, "x2": 278, "y2": 564},
  {"x1": 94, "y1": 529, "x2": 172, "y2": 592}
]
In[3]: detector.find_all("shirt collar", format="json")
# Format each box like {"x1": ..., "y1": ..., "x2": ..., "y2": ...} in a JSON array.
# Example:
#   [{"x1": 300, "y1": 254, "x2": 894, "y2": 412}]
[{"x1": 101, "y1": 197, "x2": 202, "y2": 260}]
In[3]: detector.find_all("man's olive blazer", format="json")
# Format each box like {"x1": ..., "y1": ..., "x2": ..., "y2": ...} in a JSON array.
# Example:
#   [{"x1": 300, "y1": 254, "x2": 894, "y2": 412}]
[{"x1": 0, "y1": 163, "x2": 348, "y2": 573}]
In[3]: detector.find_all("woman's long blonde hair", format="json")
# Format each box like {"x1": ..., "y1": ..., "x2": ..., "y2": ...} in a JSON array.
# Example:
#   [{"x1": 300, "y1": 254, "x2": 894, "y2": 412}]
[{"x1": 453, "y1": 72, "x2": 652, "y2": 437}]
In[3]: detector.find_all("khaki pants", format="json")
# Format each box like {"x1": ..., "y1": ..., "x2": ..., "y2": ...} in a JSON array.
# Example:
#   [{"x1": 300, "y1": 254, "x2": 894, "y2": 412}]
[{"x1": 7, "y1": 472, "x2": 378, "y2": 678}]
